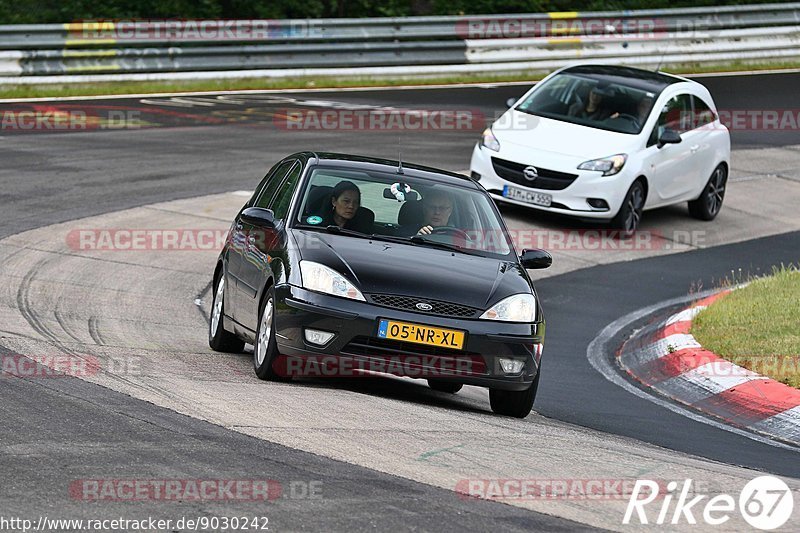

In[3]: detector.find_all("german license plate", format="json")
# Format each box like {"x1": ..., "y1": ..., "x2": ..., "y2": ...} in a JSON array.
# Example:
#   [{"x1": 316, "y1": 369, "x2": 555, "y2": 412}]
[
  {"x1": 503, "y1": 185, "x2": 552, "y2": 207},
  {"x1": 377, "y1": 319, "x2": 465, "y2": 350}
]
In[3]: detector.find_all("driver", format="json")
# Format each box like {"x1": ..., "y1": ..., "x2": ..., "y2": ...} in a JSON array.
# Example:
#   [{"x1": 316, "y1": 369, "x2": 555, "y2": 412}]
[
  {"x1": 568, "y1": 87, "x2": 612, "y2": 121},
  {"x1": 416, "y1": 189, "x2": 454, "y2": 235}
]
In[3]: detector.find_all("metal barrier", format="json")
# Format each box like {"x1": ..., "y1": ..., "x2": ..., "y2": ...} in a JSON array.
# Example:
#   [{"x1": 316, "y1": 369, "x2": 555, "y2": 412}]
[{"x1": 0, "y1": 2, "x2": 799, "y2": 82}]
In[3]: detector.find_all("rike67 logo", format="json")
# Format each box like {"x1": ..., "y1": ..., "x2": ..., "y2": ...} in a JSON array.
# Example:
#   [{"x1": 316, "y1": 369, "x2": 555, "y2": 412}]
[{"x1": 624, "y1": 476, "x2": 794, "y2": 529}]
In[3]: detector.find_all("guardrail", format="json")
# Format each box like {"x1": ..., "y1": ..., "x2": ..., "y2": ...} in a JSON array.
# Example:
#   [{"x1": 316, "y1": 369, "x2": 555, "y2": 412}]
[{"x1": 0, "y1": 2, "x2": 799, "y2": 83}]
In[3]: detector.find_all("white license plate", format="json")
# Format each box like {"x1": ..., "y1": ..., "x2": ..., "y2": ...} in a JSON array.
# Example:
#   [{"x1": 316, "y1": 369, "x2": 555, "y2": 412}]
[{"x1": 503, "y1": 185, "x2": 552, "y2": 207}]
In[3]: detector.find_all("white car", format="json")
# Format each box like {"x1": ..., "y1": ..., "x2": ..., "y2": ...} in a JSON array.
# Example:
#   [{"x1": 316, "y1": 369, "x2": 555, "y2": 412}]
[{"x1": 470, "y1": 65, "x2": 731, "y2": 235}]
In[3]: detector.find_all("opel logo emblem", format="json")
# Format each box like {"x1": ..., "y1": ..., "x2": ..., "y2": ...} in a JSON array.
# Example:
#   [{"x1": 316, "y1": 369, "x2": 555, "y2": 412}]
[
  {"x1": 415, "y1": 302, "x2": 433, "y2": 311},
  {"x1": 523, "y1": 166, "x2": 539, "y2": 181}
]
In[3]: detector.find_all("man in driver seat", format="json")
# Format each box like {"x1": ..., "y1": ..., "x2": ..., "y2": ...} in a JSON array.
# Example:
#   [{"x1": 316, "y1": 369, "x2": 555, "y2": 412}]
[{"x1": 416, "y1": 189, "x2": 454, "y2": 235}]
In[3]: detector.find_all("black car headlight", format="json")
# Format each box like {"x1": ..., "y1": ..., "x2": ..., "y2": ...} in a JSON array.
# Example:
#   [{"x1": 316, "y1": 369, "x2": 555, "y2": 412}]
[
  {"x1": 479, "y1": 293, "x2": 537, "y2": 323},
  {"x1": 299, "y1": 260, "x2": 366, "y2": 301}
]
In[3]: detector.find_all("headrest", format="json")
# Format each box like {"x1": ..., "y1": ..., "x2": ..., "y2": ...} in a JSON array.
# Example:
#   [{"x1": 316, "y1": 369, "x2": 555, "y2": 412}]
[
  {"x1": 398, "y1": 200, "x2": 423, "y2": 227},
  {"x1": 304, "y1": 185, "x2": 333, "y2": 215}
]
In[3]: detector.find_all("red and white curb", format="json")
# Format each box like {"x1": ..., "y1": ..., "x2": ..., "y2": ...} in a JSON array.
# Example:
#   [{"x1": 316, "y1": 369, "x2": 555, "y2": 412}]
[{"x1": 619, "y1": 291, "x2": 800, "y2": 446}]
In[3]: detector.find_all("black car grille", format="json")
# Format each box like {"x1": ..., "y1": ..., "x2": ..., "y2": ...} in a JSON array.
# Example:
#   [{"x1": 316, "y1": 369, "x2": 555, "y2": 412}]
[
  {"x1": 368, "y1": 294, "x2": 480, "y2": 318},
  {"x1": 491, "y1": 157, "x2": 578, "y2": 190},
  {"x1": 341, "y1": 336, "x2": 488, "y2": 376}
]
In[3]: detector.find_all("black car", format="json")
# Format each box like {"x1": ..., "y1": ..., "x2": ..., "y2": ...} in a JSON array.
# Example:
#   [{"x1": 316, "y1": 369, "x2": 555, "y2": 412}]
[{"x1": 209, "y1": 152, "x2": 551, "y2": 417}]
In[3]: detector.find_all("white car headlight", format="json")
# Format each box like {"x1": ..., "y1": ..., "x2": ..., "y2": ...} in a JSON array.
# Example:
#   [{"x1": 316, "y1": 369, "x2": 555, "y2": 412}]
[
  {"x1": 479, "y1": 293, "x2": 537, "y2": 323},
  {"x1": 481, "y1": 127, "x2": 501, "y2": 152},
  {"x1": 300, "y1": 260, "x2": 365, "y2": 301},
  {"x1": 578, "y1": 154, "x2": 627, "y2": 176}
]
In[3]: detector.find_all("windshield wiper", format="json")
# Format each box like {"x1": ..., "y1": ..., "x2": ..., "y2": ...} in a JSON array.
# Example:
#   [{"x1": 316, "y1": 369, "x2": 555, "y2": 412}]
[
  {"x1": 323, "y1": 225, "x2": 372, "y2": 238},
  {"x1": 409, "y1": 234, "x2": 479, "y2": 256}
]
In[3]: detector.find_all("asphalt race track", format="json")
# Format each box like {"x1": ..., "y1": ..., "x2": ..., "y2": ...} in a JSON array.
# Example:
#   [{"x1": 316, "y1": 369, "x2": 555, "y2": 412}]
[{"x1": 1, "y1": 71, "x2": 799, "y2": 530}]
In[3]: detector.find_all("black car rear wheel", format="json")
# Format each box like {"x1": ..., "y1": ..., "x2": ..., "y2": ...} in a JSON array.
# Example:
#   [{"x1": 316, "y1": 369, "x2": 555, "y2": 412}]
[
  {"x1": 427, "y1": 379, "x2": 463, "y2": 394},
  {"x1": 489, "y1": 369, "x2": 540, "y2": 418},
  {"x1": 688, "y1": 164, "x2": 727, "y2": 221},
  {"x1": 253, "y1": 286, "x2": 288, "y2": 381},
  {"x1": 208, "y1": 274, "x2": 245, "y2": 353}
]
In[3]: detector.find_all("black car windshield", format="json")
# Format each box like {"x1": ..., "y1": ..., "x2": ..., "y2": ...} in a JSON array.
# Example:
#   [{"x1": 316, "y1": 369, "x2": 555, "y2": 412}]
[
  {"x1": 294, "y1": 166, "x2": 514, "y2": 259},
  {"x1": 514, "y1": 72, "x2": 660, "y2": 134}
]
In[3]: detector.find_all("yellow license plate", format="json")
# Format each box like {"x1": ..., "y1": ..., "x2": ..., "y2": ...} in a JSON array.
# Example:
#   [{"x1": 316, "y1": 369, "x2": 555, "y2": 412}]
[{"x1": 377, "y1": 319, "x2": 465, "y2": 350}]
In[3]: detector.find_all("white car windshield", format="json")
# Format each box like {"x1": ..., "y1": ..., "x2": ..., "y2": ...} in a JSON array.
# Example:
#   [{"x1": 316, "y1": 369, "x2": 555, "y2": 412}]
[
  {"x1": 294, "y1": 167, "x2": 514, "y2": 259},
  {"x1": 514, "y1": 72, "x2": 660, "y2": 135}
]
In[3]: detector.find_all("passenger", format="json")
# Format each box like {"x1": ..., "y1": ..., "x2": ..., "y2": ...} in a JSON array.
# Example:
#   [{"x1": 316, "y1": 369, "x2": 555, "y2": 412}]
[
  {"x1": 416, "y1": 189, "x2": 454, "y2": 236},
  {"x1": 322, "y1": 180, "x2": 363, "y2": 230},
  {"x1": 568, "y1": 87, "x2": 612, "y2": 121}
]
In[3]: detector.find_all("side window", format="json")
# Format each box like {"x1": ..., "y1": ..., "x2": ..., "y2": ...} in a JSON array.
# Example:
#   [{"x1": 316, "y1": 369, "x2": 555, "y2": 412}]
[
  {"x1": 692, "y1": 96, "x2": 716, "y2": 129},
  {"x1": 253, "y1": 160, "x2": 295, "y2": 208},
  {"x1": 648, "y1": 94, "x2": 692, "y2": 146},
  {"x1": 270, "y1": 162, "x2": 303, "y2": 220}
]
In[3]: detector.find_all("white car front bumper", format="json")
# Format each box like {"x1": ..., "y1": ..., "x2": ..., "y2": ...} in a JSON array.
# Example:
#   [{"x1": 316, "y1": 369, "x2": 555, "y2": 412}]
[{"x1": 470, "y1": 143, "x2": 633, "y2": 220}]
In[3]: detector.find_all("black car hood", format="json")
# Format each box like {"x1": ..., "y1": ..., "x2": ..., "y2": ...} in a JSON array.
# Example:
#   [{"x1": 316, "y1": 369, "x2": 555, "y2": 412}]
[{"x1": 292, "y1": 230, "x2": 533, "y2": 308}]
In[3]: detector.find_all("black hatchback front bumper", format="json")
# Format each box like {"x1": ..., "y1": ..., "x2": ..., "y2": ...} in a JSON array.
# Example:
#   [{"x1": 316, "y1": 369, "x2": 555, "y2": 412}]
[{"x1": 272, "y1": 285, "x2": 544, "y2": 391}]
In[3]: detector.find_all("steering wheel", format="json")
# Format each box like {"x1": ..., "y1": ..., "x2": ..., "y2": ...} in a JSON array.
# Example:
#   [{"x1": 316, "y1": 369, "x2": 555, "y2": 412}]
[
  {"x1": 611, "y1": 113, "x2": 638, "y2": 123},
  {"x1": 430, "y1": 226, "x2": 471, "y2": 241}
]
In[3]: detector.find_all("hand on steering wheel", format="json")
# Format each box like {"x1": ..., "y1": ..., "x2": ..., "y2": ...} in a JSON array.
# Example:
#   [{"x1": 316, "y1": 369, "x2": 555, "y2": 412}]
[{"x1": 417, "y1": 225, "x2": 471, "y2": 240}]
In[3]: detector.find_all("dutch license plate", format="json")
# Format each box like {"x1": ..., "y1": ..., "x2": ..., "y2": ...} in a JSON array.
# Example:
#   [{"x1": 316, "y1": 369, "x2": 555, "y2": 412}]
[
  {"x1": 377, "y1": 319, "x2": 465, "y2": 350},
  {"x1": 503, "y1": 185, "x2": 552, "y2": 207}
]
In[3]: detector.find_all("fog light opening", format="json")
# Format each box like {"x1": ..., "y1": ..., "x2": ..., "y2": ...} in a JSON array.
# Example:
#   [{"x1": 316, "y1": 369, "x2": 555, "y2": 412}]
[
  {"x1": 470, "y1": 171, "x2": 482, "y2": 181},
  {"x1": 587, "y1": 198, "x2": 610, "y2": 210},
  {"x1": 499, "y1": 358, "x2": 525, "y2": 374},
  {"x1": 304, "y1": 329, "x2": 335, "y2": 346}
]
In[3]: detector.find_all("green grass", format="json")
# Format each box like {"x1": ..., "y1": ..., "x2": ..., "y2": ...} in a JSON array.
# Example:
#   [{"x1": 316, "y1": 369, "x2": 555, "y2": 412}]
[
  {"x1": 692, "y1": 265, "x2": 800, "y2": 389},
  {"x1": 3, "y1": 59, "x2": 800, "y2": 100}
]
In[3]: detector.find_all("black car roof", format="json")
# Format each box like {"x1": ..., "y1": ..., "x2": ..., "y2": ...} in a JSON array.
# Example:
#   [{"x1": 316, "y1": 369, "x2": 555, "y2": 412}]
[
  {"x1": 305, "y1": 152, "x2": 481, "y2": 189},
  {"x1": 562, "y1": 64, "x2": 683, "y2": 94}
]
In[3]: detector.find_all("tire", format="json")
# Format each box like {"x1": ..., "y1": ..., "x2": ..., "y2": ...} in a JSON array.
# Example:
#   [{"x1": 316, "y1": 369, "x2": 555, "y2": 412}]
[
  {"x1": 688, "y1": 165, "x2": 727, "y2": 221},
  {"x1": 427, "y1": 379, "x2": 463, "y2": 394},
  {"x1": 208, "y1": 274, "x2": 245, "y2": 353},
  {"x1": 489, "y1": 369, "x2": 540, "y2": 418},
  {"x1": 253, "y1": 286, "x2": 289, "y2": 381},
  {"x1": 610, "y1": 180, "x2": 646, "y2": 238}
]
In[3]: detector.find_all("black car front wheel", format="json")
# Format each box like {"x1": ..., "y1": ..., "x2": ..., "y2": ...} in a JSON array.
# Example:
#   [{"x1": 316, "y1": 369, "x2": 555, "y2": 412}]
[
  {"x1": 428, "y1": 379, "x2": 463, "y2": 394},
  {"x1": 489, "y1": 370, "x2": 540, "y2": 418},
  {"x1": 688, "y1": 164, "x2": 727, "y2": 221},
  {"x1": 253, "y1": 286, "x2": 288, "y2": 381},
  {"x1": 209, "y1": 274, "x2": 245, "y2": 353}
]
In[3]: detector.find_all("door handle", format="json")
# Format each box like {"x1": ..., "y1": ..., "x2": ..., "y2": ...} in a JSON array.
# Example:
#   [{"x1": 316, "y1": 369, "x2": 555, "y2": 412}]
[{"x1": 690, "y1": 144, "x2": 700, "y2": 153}]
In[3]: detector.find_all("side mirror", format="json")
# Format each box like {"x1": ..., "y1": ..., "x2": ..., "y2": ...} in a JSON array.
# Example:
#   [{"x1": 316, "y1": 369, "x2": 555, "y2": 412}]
[
  {"x1": 657, "y1": 129, "x2": 682, "y2": 149},
  {"x1": 506, "y1": 97, "x2": 517, "y2": 109},
  {"x1": 241, "y1": 207, "x2": 275, "y2": 228},
  {"x1": 520, "y1": 248, "x2": 552, "y2": 270}
]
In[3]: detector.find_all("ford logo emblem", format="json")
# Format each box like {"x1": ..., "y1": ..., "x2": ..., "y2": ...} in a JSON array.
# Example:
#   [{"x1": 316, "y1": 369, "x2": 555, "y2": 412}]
[
  {"x1": 523, "y1": 166, "x2": 539, "y2": 181},
  {"x1": 415, "y1": 302, "x2": 433, "y2": 311}
]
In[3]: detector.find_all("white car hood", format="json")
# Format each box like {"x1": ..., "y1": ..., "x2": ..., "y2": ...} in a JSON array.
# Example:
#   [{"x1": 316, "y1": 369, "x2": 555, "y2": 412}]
[{"x1": 492, "y1": 111, "x2": 640, "y2": 163}]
